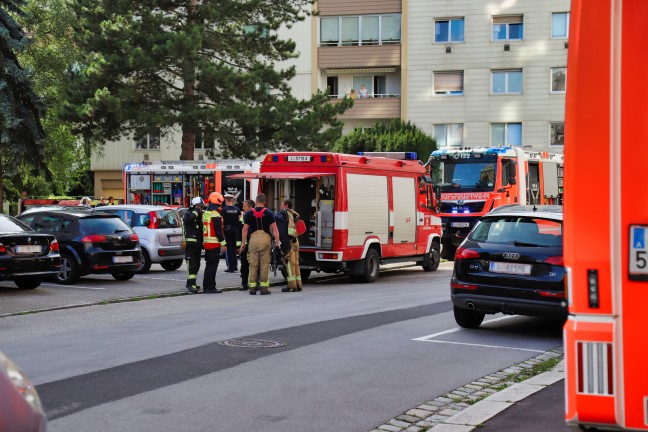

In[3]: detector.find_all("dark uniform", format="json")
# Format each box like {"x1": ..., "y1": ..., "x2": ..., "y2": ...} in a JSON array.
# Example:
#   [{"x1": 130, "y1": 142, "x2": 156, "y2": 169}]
[
  {"x1": 221, "y1": 203, "x2": 241, "y2": 272},
  {"x1": 183, "y1": 206, "x2": 203, "y2": 293},
  {"x1": 202, "y1": 203, "x2": 225, "y2": 293}
]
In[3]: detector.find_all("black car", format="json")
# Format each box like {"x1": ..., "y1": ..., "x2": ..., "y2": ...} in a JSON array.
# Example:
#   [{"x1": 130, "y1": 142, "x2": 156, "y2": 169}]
[
  {"x1": 0, "y1": 214, "x2": 60, "y2": 289},
  {"x1": 451, "y1": 205, "x2": 565, "y2": 328},
  {"x1": 17, "y1": 209, "x2": 142, "y2": 284}
]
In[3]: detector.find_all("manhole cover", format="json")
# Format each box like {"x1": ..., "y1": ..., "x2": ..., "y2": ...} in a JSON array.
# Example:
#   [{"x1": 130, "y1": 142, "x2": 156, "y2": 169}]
[{"x1": 217, "y1": 338, "x2": 286, "y2": 348}]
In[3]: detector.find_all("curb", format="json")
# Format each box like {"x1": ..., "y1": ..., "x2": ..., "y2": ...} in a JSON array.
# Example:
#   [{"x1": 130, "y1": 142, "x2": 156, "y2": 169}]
[{"x1": 371, "y1": 347, "x2": 564, "y2": 432}]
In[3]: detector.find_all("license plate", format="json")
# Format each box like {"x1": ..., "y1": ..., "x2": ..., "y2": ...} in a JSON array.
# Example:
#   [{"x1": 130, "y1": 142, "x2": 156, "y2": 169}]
[
  {"x1": 286, "y1": 155, "x2": 312, "y2": 162},
  {"x1": 15, "y1": 245, "x2": 41, "y2": 254},
  {"x1": 489, "y1": 261, "x2": 532, "y2": 275},
  {"x1": 113, "y1": 256, "x2": 133, "y2": 263},
  {"x1": 451, "y1": 222, "x2": 470, "y2": 228},
  {"x1": 170, "y1": 235, "x2": 182, "y2": 243}
]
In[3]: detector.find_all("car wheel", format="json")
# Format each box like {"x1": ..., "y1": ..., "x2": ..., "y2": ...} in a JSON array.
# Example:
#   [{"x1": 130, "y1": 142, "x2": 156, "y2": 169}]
[
  {"x1": 14, "y1": 277, "x2": 42, "y2": 290},
  {"x1": 137, "y1": 249, "x2": 152, "y2": 274},
  {"x1": 422, "y1": 242, "x2": 441, "y2": 272},
  {"x1": 160, "y1": 259, "x2": 183, "y2": 271},
  {"x1": 352, "y1": 249, "x2": 380, "y2": 283},
  {"x1": 56, "y1": 253, "x2": 80, "y2": 285},
  {"x1": 453, "y1": 305, "x2": 485, "y2": 329},
  {"x1": 112, "y1": 272, "x2": 135, "y2": 281}
]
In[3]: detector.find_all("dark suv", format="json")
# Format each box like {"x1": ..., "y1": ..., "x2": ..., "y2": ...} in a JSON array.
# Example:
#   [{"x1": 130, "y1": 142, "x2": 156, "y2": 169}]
[
  {"x1": 17, "y1": 209, "x2": 142, "y2": 284},
  {"x1": 451, "y1": 205, "x2": 565, "y2": 328}
]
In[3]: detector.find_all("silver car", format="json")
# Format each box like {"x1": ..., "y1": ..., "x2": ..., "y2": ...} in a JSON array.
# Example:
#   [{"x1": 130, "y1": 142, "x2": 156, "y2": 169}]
[{"x1": 94, "y1": 205, "x2": 184, "y2": 273}]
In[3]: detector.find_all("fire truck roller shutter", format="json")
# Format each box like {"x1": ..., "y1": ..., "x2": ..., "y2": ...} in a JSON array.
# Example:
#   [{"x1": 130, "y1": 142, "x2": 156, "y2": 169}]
[
  {"x1": 346, "y1": 174, "x2": 389, "y2": 246},
  {"x1": 392, "y1": 177, "x2": 417, "y2": 244},
  {"x1": 541, "y1": 162, "x2": 560, "y2": 198}
]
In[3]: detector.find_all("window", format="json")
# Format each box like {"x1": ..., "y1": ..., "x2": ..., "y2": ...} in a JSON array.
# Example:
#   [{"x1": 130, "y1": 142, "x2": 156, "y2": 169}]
[
  {"x1": 434, "y1": 124, "x2": 464, "y2": 147},
  {"x1": 491, "y1": 123, "x2": 522, "y2": 146},
  {"x1": 552, "y1": 12, "x2": 570, "y2": 38},
  {"x1": 195, "y1": 129, "x2": 215, "y2": 150},
  {"x1": 374, "y1": 76, "x2": 386, "y2": 97},
  {"x1": 135, "y1": 129, "x2": 161, "y2": 150},
  {"x1": 353, "y1": 76, "x2": 373, "y2": 97},
  {"x1": 435, "y1": 18, "x2": 464, "y2": 43},
  {"x1": 492, "y1": 70, "x2": 523, "y2": 94},
  {"x1": 550, "y1": 123, "x2": 565, "y2": 146},
  {"x1": 492, "y1": 15, "x2": 523, "y2": 40},
  {"x1": 34, "y1": 215, "x2": 64, "y2": 233},
  {"x1": 434, "y1": 71, "x2": 464, "y2": 95},
  {"x1": 326, "y1": 76, "x2": 339, "y2": 98},
  {"x1": 551, "y1": 67, "x2": 566, "y2": 93},
  {"x1": 319, "y1": 15, "x2": 401, "y2": 46}
]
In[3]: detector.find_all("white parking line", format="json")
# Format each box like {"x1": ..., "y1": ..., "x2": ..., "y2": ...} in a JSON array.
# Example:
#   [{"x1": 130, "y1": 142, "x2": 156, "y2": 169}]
[
  {"x1": 415, "y1": 339, "x2": 546, "y2": 353},
  {"x1": 412, "y1": 315, "x2": 515, "y2": 341},
  {"x1": 41, "y1": 283, "x2": 107, "y2": 290}
]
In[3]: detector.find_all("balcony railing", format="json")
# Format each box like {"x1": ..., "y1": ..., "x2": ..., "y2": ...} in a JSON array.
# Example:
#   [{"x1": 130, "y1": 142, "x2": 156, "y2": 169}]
[
  {"x1": 318, "y1": 44, "x2": 401, "y2": 69},
  {"x1": 329, "y1": 93, "x2": 400, "y2": 99},
  {"x1": 330, "y1": 96, "x2": 401, "y2": 120}
]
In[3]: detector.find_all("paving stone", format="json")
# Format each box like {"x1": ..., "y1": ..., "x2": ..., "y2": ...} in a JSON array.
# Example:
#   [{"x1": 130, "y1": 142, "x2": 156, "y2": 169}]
[
  {"x1": 464, "y1": 384, "x2": 482, "y2": 390},
  {"x1": 417, "y1": 404, "x2": 439, "y2": 412},
  {"x1": 455, "y1": 402, "x2": 471, "y2": 408},
  {"x1": 439, "y1": 408, "x2": 461, "y2": 416},
  {"x1": 378, "y1": 425, "x2": 403, "y2": 432},
  {"x1": 389, "y1": 419, "x2": 412, "y2": 428},
  {"x1": 426, "y1": 400, "x2": 447, "y2": 408},
  {"x1": 451, "y1": 390, "x2": 468, "y2": 397},
  {"x1": 405, "y1": 427, "x2": 423, "y2": 432},
  {"x1": 416, "y1": 420, "x2": 436, "y2": 428},
  {"x1": 435, "y1": 397, "x2": 454, "y2": 404},
  {"x1": 407, "y1": 409, "x2": 434, "y2": 419},
  {"x1": 472, "y1": 391, "x2": 488, "y2": 397},
  {"x1": 426, "y1": 414, "x2": 451, "y2": 422},
  {"x1": 397, "y1": 415, "x2": 421, "y2": 423}
]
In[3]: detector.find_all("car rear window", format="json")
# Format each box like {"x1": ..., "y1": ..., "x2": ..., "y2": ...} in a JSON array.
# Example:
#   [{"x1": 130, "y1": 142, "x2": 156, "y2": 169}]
[
  {"x1": 157, "y1": 210, "x2": 181, "y2": 228},
  {"x1": 79, "y1": 217, "x2": 132, "y2": 234},
  {"x1": 469, "y1": 216, "x2": 562, "y2": 247},
  {"x1": 0, "y1": 215, "x2": 32, "y2": 232},
  {"x1": 95, "y1": 209, "x2": 134, "y2": 226}
]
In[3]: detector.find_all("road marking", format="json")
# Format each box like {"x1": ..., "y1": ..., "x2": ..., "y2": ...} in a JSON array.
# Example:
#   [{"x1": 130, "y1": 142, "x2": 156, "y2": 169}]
[
  {"x1": 415, "y1": 339, "x2": 546, "y2": 353},
  {"x1": 133, "y1": 275, "x2": 185, "y2": 282},
  {"x1": 412, "y1": 315, "x2": 515, "y2": 341},
  {"x1": 41, "y1": 283, "x2": 107, "y2": 290}
]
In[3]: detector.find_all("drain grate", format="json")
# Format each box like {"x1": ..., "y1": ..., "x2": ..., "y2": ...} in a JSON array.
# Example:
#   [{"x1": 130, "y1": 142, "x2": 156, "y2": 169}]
[{"x1": 217, "y1": 338, "x2": 287, "y2": 348}]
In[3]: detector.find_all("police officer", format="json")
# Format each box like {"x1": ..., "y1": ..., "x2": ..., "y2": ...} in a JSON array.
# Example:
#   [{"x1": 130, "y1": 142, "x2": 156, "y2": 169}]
[
  {"x1": 202, "y1": 192, "x2": 226, "y2": 293},
  {"x1": 237, "y1": 199, "x2": 255, "y2": 291},
  {"x1": 182, "y1": 197, "x2": 204, "y2": 293},
  {"x1": 240, "y1": 194, "x2": 281, "y2": 295},
  {"x1": 221, "y1": 193, "x2": 241, "y2": 273}
]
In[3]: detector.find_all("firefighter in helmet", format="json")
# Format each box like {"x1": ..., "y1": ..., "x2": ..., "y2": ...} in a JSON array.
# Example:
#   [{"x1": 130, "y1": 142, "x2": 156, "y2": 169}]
[
  {"x1": 182, "y1": 197, "x2": 205, "y2": 293},
  {"x1": 202, "y1": 192, "x2": 226, "y2": 293}
]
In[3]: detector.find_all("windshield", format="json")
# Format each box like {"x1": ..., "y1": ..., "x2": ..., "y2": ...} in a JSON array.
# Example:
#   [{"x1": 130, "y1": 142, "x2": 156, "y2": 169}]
[
  {"x1": 430, "y1": 158, "x2": 497, "y2": 193},
  {"x1": 469, "y1": 216, "x2": 563, "y2": 247},
  {"x1": 0, "y1": 215, "x2": 32, "y2": 233}
]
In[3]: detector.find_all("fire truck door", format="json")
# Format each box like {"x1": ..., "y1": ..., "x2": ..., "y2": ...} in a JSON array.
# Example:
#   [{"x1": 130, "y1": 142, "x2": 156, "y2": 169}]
[
  {"x1": 347, "y1": 174, "x2": 389, "y2": 246},
  {"x1": 392, "y1": 177, "x2": 416, "y2": 244}
]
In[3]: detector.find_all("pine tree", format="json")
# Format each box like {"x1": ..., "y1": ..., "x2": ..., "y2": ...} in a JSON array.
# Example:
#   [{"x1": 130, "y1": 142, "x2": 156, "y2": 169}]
[
  {"x1": 0, "y1": 0, "x2": 46, "y2": 212},
  {"x1": 63, "y1": 0, "x2": 352, "y2": 160}
]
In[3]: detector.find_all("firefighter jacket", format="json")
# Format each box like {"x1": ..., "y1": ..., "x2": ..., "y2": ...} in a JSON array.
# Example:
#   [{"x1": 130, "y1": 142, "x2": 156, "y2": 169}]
[
  {"x1": 202, "y1": 204, "x2": 225, "y2": 249},
  {"x1": 183, "y1": 207, "x2": 203, "y2": 244}
]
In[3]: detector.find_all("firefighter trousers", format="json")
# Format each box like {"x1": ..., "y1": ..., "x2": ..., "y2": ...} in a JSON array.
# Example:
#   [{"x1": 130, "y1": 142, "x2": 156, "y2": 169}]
[
  {"x1": 202, "y1": 248, "x2": 220, "y2": 292},
  {"x1": 248, "y1": 230, "x2": 271, "y2": 292},
  {"x1": 286, "y1": 239, "x2": 302, "y2": 290},
  {"x1": 185, "y1": 242, "x2": 202, "y2": 291}
]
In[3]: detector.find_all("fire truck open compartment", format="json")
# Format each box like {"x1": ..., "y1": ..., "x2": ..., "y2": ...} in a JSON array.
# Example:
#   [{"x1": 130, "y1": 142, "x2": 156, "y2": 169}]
[{"x1": 261, "y1": 175, "x2": 336, "y2": 250}]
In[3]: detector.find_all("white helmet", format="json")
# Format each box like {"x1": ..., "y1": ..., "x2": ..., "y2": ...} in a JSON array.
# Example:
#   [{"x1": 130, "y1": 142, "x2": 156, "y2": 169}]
[{"x1": 191, "y1": 197, "x2": 204, "y2": 207}]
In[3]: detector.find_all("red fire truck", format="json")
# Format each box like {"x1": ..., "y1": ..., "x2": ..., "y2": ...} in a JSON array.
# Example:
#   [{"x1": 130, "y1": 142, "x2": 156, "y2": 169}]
[
  {"x1": 231, "y1": 152, "x2": 443, "y2": 282},
  {"x1": 428, "y1": 147, "x2": 564, "y2": 259},
  {"x1": 564, "y1": 0, "x2": 648, "y2": 430}
]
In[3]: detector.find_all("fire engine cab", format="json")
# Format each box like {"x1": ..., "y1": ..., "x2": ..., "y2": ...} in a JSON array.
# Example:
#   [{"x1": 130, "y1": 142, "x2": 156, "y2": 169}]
[
  {"x1": 428, "y1": 146, "x2": 564, "y2": 259},
  {"x1": 231, "y1": 152, "x2": 443, "y2": 282}
]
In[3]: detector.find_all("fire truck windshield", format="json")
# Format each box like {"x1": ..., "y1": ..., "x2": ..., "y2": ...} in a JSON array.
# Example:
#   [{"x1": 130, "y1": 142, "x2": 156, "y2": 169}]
[{"x1": 430, "y1": 158, "x2": 497, "y2": 192}]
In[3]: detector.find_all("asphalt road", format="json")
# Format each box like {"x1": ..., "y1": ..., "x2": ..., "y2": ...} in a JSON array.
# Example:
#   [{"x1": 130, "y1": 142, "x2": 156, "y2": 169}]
[{"x1": 0, "y1": 262, "x2": 564, "y2": 432}]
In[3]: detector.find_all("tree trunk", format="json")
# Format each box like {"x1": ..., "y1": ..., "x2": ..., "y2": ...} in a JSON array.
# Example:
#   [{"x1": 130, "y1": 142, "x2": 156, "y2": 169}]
[
  {"x1": 180, "y1": 125, "x2": 195, "y2": 161},
  {"x1": 0, "y1": 164, "x2": 4, "y2": 215},
  {"x1": 180, "y1": 0, "x2": 197, "y2": 161}
]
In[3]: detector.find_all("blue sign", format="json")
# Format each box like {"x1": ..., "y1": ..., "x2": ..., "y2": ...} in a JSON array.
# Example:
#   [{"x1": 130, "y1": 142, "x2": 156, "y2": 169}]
[{"x1": 633, "y1": 227, "x2": 645, "y2": 249}]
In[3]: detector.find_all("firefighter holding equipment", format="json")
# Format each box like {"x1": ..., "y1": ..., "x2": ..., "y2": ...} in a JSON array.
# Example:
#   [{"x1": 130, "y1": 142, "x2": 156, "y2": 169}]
[
  {"x1": 202, "y1": 192, "x2": 226, "y2": 294},
  {"x1": 280, "y1": 199, "x2": 302, "y2": 292},
  {"x1": 183, "y1": 197, "x2": 205, "y2": 293},
  {"x1": 221, "y1": 193, "x2": 241, "y2": 273},
  {"x1": 240, "y1": 194, "x2": 281, "y2": 295}
]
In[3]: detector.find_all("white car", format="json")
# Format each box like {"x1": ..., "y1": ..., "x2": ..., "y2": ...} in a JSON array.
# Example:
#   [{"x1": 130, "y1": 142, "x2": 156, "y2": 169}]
[{"x1": 94, "y1": 205, "x2": 184, "y2": 273}]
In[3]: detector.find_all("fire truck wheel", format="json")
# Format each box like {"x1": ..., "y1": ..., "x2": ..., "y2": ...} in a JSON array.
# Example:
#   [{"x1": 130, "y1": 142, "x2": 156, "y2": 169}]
[
  {"x1": 137, "y1": 249, "x2": 152, "y2": 274},
  {"x1": 352, "y1": 249, "x2": 380, "y2": 283},
  {"x1": 453, "y1": 305, "x2": 485, "y2": 329},
  {"x1": 422, "y1": 242, "x2": 441, "y2": 272}
]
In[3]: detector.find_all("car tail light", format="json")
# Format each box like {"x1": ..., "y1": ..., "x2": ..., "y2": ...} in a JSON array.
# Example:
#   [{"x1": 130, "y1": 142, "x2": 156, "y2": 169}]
[
  {"x1": 148, "y1": 211, "x2": 159, "y2": 229},
  {"x1": 50, "y1": 239, "x2": 59, "y2": 252},
  {"x1": 81, "y1": 235, "x2": 108, "y2": 243},
  {"x1": 544, "y1": 256, "x2": 564, "y2": 266},
  {"x1": 537, "y1": 290, "x2": 565, "y2": 298},
  {"x1": 130, "y1": 233, "x2": 139, "y2": 242},
  {"x1": 451, "y1": 282, "x2": 478, "y2": 290},
  {"x1": 0, "y1": 243, "x2": 5, "y2": 254},
  {"x1": 455, "y1": 247, "x2": 481, "y2": 260}
]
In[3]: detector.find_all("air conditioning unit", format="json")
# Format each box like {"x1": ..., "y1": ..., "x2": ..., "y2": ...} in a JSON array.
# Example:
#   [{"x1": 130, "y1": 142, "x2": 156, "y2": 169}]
[{"x1": 130, "y1": 174, "x2": 151, "y2": 190}]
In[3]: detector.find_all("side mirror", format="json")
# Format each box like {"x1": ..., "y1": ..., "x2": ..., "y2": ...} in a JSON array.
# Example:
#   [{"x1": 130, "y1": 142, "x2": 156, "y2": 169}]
[
  {"x1": 508, "y1": 176, "x2": 517, "y2": 186},
  {"x1": 508, "y1": 161, "x2": 517, "y2": 185}
]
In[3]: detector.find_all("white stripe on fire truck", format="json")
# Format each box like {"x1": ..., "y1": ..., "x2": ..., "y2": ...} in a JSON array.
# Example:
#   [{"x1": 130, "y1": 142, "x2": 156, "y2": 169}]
[{"x1": 334, "y1": 212, "x2": 348, "y2": 230}]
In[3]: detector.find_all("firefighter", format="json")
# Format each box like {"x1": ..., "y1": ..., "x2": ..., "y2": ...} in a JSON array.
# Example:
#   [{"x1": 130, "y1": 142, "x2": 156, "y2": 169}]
[
  {"x1": 280, "y1": 199, "x2": 302, "y2": 292},
  {"x1": 237, "y1": 199, "x2": 255, "y2": 291},
  {"x1": 202, "y1": 192, "x2": 226, "y2": 294},
  {"x1": 240, "y1": 194, "x2": 281, "y2": 295},
  {"x1": 182, "y1": 197, "x2": 205, "y2": 293},
  {"x1": 221, "y1": 193, "x2": 241, "y2": 273}
]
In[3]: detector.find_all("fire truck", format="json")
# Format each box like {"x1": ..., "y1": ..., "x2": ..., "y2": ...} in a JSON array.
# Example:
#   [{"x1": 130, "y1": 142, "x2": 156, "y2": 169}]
[
  {"x1": 564, "y1": 0, "x2": 648, "y2": 430},
  {"x1": 123, "y1": 160, "x2": 253, "y2": 206},
  {"x1": 427, "y1": 147, "x2": 564, "y2": 259},
  {"x1": 231, "y1": 151, "x2": 443, "y2": 282}
]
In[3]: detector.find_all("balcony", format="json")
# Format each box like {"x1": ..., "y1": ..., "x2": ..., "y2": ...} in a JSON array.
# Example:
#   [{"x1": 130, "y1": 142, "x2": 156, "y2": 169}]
[
  {"x1": 318, "y1": 44, "x2": 401, "y2": 69},
  {"x1": 333, "y1": 95, "x2": 401, "y2": 120}
]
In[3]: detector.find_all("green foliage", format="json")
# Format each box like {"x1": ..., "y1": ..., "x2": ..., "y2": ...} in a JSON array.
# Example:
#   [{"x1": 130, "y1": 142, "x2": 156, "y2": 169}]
[
  {"x1": 63, "y1": 0, "x2": 351, "y2": 160},
  {"x1": 332, "y1": 119, "x2": 437, "y2": 161}
]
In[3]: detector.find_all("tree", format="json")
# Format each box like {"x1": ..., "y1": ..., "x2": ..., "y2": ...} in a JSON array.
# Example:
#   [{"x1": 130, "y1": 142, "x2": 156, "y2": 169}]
[
  {"x1": 63, "y1": 0, "x2": 352, "y2": 161},
  {"x1": 332, "y1": 120, "x2": 437, "y2": 161},
  {"x1": 0, "y1": 0, "x2": 46, "y2": 212}
]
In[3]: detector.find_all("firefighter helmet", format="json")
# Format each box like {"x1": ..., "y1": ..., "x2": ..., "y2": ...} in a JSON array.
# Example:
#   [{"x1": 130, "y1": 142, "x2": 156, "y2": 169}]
[
  {"x1": 191, "y1": 197, "x2": 204, "y2": 207},
  {"x1": 208, "y1": 192, "x2": 224, "y2": 205}
]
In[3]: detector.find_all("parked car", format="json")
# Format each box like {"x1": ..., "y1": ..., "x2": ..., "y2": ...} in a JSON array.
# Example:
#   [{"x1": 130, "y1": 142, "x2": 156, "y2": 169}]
[
  {"x1": 450, "y1": 205, "x2": 566, "y2": 328},
  {"x1": 0, "y1": 351, "x2": 46, "y2": 432},
  {"x1": 0, "y1": 214, "x2": 60, "y2": 290},
  {"x1": 93, "y1": 205, "x2": 184, "y2": 272},
  {"x1": 17, "y1": 209, "x2": 142, "y2": 284}
]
